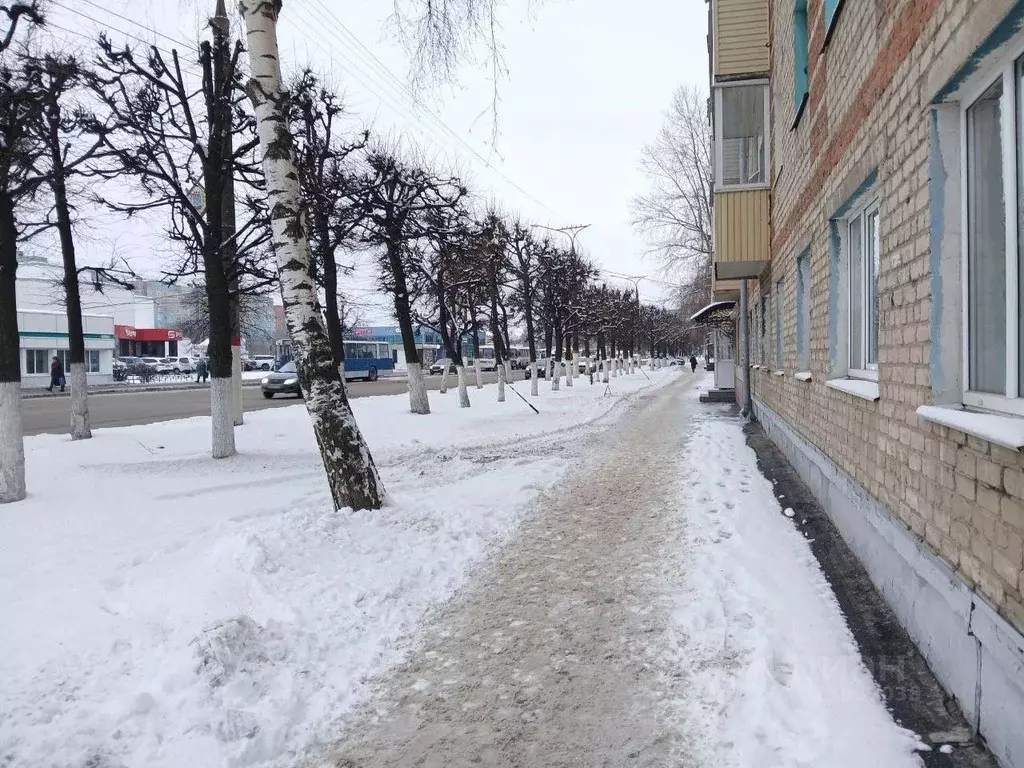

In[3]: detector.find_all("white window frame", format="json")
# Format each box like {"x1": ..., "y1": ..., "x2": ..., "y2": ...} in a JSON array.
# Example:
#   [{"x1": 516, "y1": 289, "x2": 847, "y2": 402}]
[
  {"x1": 775, "y1": 278, "x2": 784, "y2": 368},
  {"x1": 714, "y1": 80, "x2": 771, "y2": 192},
  {"x1": 87, "y1": 350, "x2": 101, "y2": 373},
  {"x1": 844, "y1": 198, "x2": 880, "y2": 381},
  {"x1": 958, "y1": 48, "x2": 1024, "y2": 416},
  {"x1": 24, "y1": 349, "x2": 49, "y2": 375}
]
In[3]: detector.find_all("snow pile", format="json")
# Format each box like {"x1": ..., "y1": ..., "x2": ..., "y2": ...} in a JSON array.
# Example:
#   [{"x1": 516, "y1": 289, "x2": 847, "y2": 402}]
[
  {"x1": 0, "y1": 369, "x2": 679, "y2": 768},
  {"x1": 669, "y1": 407, "x2": 922, "y2": 767}
]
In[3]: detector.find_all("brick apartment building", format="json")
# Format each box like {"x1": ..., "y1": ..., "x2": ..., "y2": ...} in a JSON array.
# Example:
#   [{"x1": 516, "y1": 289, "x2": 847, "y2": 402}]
[{"x1": 707, "y1": 0, "x2": 1024, "y2": 763}]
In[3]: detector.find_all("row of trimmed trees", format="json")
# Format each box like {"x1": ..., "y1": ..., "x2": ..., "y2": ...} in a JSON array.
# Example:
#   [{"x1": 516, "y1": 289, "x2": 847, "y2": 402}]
[{"x1": 0, "y1": 1, "x2": 691, "y2": 508}]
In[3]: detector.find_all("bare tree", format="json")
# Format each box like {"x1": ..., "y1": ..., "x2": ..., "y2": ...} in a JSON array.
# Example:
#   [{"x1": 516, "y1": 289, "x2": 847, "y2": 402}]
[
  {"x1": 0, "y1": 1, "x2": 44, "y2": 503},
  {"x1": 357, "y1": 145, "x2": 465, "y2": 415},
  {"x1": 631, "y1": 85, "x2": 713, "y2": 306},
  {"x1": 95, "y1": 27, "x2": 271, "y2": 458},
  {"x1": 290, "y1": 70, "x2": 369, "y2": 379}
]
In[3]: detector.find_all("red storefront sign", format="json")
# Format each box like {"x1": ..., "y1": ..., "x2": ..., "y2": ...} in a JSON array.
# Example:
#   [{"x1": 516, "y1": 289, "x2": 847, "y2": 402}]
[{"x1": 114, "y1": 326, "x2": 182, "y2": 341}]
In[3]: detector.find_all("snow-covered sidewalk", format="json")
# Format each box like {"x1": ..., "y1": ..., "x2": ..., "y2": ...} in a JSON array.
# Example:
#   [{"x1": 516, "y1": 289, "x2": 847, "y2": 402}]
[
  {"x1": 0, "y1": 368, "x2": 679, "y2": 768},
  {"x1": 317, "y1": 376, "x2": 925, "y2": 768}
]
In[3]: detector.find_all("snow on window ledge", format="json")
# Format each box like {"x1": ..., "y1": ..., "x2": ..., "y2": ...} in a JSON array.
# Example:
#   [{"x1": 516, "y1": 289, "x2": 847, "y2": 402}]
[
  {"x1": 916, "y1": 405, "x2": 1024, "y2": 450},
  {"x1": 795, "y1": 371, "x2": 812, "y2": 382},
  {"x1": 773, "y1": 370, "x2": 785, "y2": 376},
  {"x1": 825, "y1": 377, "x2": 880, "y2": 401}
]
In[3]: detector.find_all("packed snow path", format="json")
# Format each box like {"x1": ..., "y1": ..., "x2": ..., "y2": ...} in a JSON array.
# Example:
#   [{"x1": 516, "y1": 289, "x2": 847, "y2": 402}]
[{"x1": 320, "y1": 378, "x2": 922, "y2": 768}]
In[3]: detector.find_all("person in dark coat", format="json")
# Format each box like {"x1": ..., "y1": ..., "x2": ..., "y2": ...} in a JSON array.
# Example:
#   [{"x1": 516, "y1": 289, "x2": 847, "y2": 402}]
[
  {"x1": 689, "y1": 354, "x2": 698, "y2": 373},
  {"x1": 47, "y1": 355, "x2": 65, "y2": 392},
  {"x1": 196, "y1": 358, "x2": 209, "y2": 384}
]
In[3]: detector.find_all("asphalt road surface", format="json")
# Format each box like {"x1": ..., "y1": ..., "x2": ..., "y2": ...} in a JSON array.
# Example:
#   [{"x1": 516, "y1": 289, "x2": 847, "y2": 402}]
[{"x1": 21, "y1": 369, "x2": 528, "y2": 436}]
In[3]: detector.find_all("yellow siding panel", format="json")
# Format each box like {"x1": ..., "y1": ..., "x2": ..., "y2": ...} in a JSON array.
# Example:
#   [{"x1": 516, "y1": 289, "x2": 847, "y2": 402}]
[
  {"x1": 714, "y1": 189, "x2": 770, "y2": 265},
  {"x1": 714, "y1": 0, "x2": 770, "y2": 76}
]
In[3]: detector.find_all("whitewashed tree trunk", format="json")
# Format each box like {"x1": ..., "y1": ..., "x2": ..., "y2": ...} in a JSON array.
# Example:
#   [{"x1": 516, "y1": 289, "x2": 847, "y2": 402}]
[
  {"x1": 497, "y1": 360, "x2": 506, "y2": 402},
  {"x1": 613, "y1": 357, "x2": 619, "y2": 378},
  {"x1": 407, "y1": 363, "x2": 430, "y2": 414},
  {"x1": 530, "y1": 362, "x2": 538, "y2": 396},
  {"x1": 548, "y1": 357, "x2": 555, "y2": 380},
  {"x1": 565, "y1": 360, "x2": 574, "y2": 387},
  {"x1": 0, "y1": 381, "x2": 25, "y2": 503},
  {"x1": 456, "y1": 365, "x2": 470, "y2": 408},
  {"x1": 69, "y1": 363, "x2": 90, "y2": 440},
  {"x1": 474, "y1": 358, "x2": 483, "y2": 389},
  {"x1": 551, "y1": 361, "x2": 561, "y2": 391},
  {"x1": 602, "y1": 361, "x2": 610, "y2": 383},
  {"x1": 210, "y1": 376, "x2": 235, "y2": 459},
  {"x1": 439, "y1": 361, "x2": 451, "y2": 394},
  {"x1": 570, "y1": 357, "x2": 578, "y2": 380},
  {"x1": 504, "y1": 360, "x2": 512, "y2": 383},
  {"x1": 241, "y1": 0, "x2": 383, "y2": 510},
  {"x1": 231, "y1": 343, "x2": 243, "y2": 426}
]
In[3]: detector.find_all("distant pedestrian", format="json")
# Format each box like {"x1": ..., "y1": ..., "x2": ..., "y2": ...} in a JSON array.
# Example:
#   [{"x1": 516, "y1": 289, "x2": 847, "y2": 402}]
[
  {"x1": 196, "y1": 358, "x2": 209, "y2": 384},
  {"x1": 47, "y1": 355, "x2": 65, "y2": 392},
  {"x1": 689, "y1": 354, "x2": 698, "y2": 373}
]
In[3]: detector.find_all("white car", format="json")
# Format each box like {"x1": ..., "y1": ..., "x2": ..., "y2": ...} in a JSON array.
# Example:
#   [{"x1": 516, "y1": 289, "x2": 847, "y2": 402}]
[
  {"x1": 252, "y1": 355, "x2": 276, "y2": 371},
  {"x1": 161, "y1": 357, "x2": 195, "y2": 374},
  {"x1": 141, "y1": 357, "x2": 174, "y2": 374},
  {"x1": 468, "y1": 357, "x2": 498, "y2": 372}
]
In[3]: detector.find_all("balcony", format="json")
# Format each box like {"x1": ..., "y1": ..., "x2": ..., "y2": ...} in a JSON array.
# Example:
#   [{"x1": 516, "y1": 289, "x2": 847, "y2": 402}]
[
  {"x1": 713, "y1": 188, "x2": 770, "y2": 280},
  {"x1": 713, "y1": 0, "x2": 770, "y2": 79},
  {"x1": 713, "y1": 276, "x2": 743, "y2": 302}
]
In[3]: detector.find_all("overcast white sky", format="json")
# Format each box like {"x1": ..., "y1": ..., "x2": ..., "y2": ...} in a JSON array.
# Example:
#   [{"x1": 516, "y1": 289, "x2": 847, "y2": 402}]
[{"x1": 43, "y1": 0, "x2": 709, "y2": 321}]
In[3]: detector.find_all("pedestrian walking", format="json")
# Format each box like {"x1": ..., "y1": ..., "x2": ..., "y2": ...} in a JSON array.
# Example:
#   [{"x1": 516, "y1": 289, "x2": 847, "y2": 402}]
[
  {"x1": 196, "y1": 358, "x2": 209, "y2": 384},
  {"x1": 689, "y1": 354, "x2": 698, "y2": 373},
  {"x1": 47, "y1": 355, "x2": 65, "y2": 392}
]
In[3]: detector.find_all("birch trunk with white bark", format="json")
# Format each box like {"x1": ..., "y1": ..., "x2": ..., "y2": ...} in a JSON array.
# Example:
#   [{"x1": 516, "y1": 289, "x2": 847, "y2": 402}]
[
  {"x1": 530, "y1": 362, "x2": 538, "y2": 396},
  {"x1": 241, "y1": 0, "x2": 383, "y2": 510},
  {"x1": 231, "y1": 343, "x2": 243, "y2": 426},
  {"x1": 407, "y1": 363, "x2": 430, "y2": 414},
  {"x1": 0, "y1": 381, "x2": 24, "y2": 504},
  {"x1": 69, "y1": 364, "x2": 90, "y2": 440},
  {"x1": 211, "y1": 376, "x2": 235, "y2": 459},
  {"x1": 456, "y1": 365, "x2": 470, "y2": 408}
]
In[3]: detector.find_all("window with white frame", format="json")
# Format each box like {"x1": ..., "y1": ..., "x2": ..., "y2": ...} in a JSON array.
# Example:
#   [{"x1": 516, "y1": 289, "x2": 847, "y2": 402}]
[
  {"x1": 775, "y1": 279, "x2": 784, "y2": 368},
  {"x1": 845, "y1": 200, "x2": 880, "y2": 378},
  {"x1": 25, "y1": 349, "x2": 49, "y2": 375},
  {"x1": 951, "y1": 50, "x2": 1024, "y2": 416},
  {"x1": 57, "y1": 350, "x2": 72, "y2": 376},
  {"x1": 87, "y1": 350, "x2": 101, "y2": 373},
  {"x1": 760, "y1": 293, "x2": 769, "y2": 364},
  {"x1": 715, "y1": 83, "x2": 770, "y2": 188},
  {"x1": 796, "y1": 251, "x2": 811, "y2": 369}
]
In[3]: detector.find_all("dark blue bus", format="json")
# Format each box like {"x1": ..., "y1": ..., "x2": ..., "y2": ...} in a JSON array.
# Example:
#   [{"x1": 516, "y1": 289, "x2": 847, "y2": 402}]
[{"x1": 343, "y1": 340, "x2": 394, "y2": 381}]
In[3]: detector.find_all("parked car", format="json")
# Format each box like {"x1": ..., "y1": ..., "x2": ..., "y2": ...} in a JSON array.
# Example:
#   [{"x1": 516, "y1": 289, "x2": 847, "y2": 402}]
[
  {"x1": 161, "y1": 356, "x2": 195, "y2": 374},
  {"x1": 140, "y1": 357, "x2": 174, "y2": 374},
  {"x1": 261, "y1": 361, "x2": 301, "y2": 398},
  {"x1": 241, "y1": 357, "x2": 257, "y2": 371},
  {"x1": 523, "y1": 358, "x2": 550, "y2": 379},
  {"x1": 252, "y1": 354, "x2": 276, "y2": 371},
  {"x1": 429, "y1": 358, "x2": 454, "y2": 375}
]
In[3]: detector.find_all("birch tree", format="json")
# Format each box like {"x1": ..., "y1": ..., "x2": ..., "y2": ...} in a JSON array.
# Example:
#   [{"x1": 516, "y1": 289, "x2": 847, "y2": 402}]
[{"x1": 240, "y1": 0, "x2": 383, "y2": 511}]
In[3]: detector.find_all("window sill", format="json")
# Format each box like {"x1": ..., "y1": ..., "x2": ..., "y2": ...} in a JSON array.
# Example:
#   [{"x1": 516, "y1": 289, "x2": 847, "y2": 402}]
[
  {"x1": 773, "y1": 370, "x2": 785, "y2": 376},
  {"x1": 916, "y1": 405, "x2": 1024, "y2": 450},
  {"x1": 825, "y1": 377, "x2": 880, "y2": 401},
  {"x1": 716, "y1": 182, "x2": 771, "y2": 194},
  {"x1": 795, "y1": 371, "x2": 812, "y2": 382}
]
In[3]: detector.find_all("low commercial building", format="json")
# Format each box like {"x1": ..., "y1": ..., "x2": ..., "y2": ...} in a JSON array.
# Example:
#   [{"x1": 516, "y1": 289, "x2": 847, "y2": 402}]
[{"x1": 17, "y1": 309, "x2": 116, "y2": 388}]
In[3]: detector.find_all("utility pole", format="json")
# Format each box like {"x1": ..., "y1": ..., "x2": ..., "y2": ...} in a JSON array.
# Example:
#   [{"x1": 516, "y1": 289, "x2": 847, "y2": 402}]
[
  {"x1": 533, "y1": 223, "x2": 590, "y2": 255},
  {"x1": 212, "y1": 0, "x2": 243, "y2": 426}
]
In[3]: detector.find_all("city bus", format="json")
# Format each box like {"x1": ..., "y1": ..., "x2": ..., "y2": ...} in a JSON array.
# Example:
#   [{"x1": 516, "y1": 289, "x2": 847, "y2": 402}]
[
  {"x1": 275, "y1": 338, "x2": 393, "y2": 381},
  {"x1": 343, "y1": 340, "x2": 394, "y2": 381}
]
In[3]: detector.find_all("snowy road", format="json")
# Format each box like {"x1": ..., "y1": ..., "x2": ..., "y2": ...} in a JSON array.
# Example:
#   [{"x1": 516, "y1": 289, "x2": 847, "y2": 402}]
[{"x1": 319, "y1": 377, "x2": 924, "y2": 768}]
